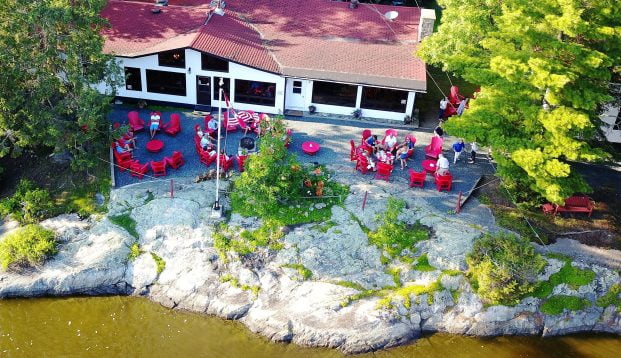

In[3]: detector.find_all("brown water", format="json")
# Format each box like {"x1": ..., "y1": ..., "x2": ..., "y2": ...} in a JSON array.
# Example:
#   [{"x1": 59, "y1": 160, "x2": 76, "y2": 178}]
[{"x1": 0, "y1": 296, "x2": 619, "y2": 357}]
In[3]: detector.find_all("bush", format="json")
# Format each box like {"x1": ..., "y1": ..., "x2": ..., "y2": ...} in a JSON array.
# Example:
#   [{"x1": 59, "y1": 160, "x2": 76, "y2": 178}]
[
  {"x1": 0, "y1": 179, "x2": 55, "y2": 224},
  {"x1": 540, "y1": 295, "x2": 590, "y2": 315},
  {"x1": 0, "y1": 224, "x2": 57, "y2": 270},
  {"x1": 466, "y1": 233, "x2": 546, "y2": 305},
  {"x1": 368, "y1": 198, "x2": 429, "y2": 258}
]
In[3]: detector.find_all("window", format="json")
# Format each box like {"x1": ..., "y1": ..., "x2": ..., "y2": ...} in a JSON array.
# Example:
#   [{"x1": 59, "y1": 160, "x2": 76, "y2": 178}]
[
  {"x1": 213, "y1": 77, "x2": 231, "y2": 100},
  {"x1": 158, "y1": 50, "x2": 185, "y2": 68},
  {"x1": 361, "y1": 86, "x2": 408, "y2": 112},
  {"x1": 124, "y1": 67, "x2": 142, "y2": 91},
  {"x1": 235, "y1": 79, "x2": 276, "y2": 106},
  {"x1": 292, "y1": 80, "x2": 302, "y2": 94},
  {"x1": 146, "y1": 70, "x2": 186, "y2": 96},
  {"x1": 311, "y1": 81, "x2": 357, "y2": 107},
  {"x1": 201, "y1": 53, "x2": 229, "y2": 72}
]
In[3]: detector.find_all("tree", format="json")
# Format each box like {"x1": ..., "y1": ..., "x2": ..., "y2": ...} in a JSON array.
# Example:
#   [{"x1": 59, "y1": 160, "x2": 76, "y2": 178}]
[
  {"x1": 418, "y1": 0, "x2": 621, "y2": 203},
  {"x1": 0, "y1": 0, "x2": 120, "y2": 169}
]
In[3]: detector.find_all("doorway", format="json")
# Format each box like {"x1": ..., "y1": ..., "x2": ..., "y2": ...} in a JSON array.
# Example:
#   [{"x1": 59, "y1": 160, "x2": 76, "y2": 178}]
[
  {"x1": 196, "y1": 76, "x2": 211, "y2": 106},
  {"x1": 285, "y1": 78, "x2": 305, "y2": 110}
]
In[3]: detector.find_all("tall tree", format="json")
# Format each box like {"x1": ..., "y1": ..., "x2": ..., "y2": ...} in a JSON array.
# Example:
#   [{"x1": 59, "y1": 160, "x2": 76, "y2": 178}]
[
  {"x1": 0, "y1": 0, "x2": 120, "y2": 169},
  {"x1": 418, "y1": 0, "x2": 620, "y2": 203}
]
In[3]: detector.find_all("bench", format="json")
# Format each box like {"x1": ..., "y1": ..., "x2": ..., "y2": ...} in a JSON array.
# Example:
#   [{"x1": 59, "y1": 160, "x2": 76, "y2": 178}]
[{"x1": 543, "y1": 195, "x2": 594, "y2": 217}]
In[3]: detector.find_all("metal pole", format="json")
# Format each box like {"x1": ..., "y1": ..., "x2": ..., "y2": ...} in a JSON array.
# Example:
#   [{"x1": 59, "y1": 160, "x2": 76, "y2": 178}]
[{"x1": 213, "y1": 77, "x2": 223, "y2": 213}]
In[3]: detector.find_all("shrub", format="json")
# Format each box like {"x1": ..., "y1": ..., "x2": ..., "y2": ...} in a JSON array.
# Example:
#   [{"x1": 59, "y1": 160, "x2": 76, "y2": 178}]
[
  {"x1": 368, "y1": 198, "x2": 429, "y2": 259},
  {"x1": 595, "y1": 284, "x2": 621, "y2": 310},
  {"x1": 466, "y1": 233, "x2": 546, "y2": 305},
  {"x1": 0, "y1": 224, "x2": 57, "y2": 270},
  {"x1": 0, "y1": 179, "x2": 54, "y2": 224}
]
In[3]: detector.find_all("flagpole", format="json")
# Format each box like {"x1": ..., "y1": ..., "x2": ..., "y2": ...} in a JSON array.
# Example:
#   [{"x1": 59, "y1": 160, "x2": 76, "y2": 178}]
[{"x1": 211, "y1": 77, "x2": 223, "y2": 217}]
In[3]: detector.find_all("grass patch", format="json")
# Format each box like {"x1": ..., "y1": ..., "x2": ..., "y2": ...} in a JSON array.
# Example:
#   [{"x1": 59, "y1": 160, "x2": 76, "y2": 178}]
[
  {"x1": 332, "y1": 280, "x2": 367, "y2": 291},
  {"x1": 220, "y1": 274, "x2": 261, "y2": 298},
  {"x1": 150, "y1": 252, "x2": 166, "y2": 274},
  {"x1": 386, "y1": 267, "x2": 403, "y2": 287},
  {"x1": 450, "y1": 289, "x2": 460, "y2": 303},
  {"x1": 312, "y1": 220, "x2": 337, "y2": 233},
  {"x1": 368, "y1": 198, "x2": 429, "y2": 259},
  {"x1": 128, "y1": 242, "x2": 142, "y2": 261},
  {"x1": 595, "y1": 284, "x2": 621, "y2": 311},
  {"x1": 494, "y1": 207, "x2": 549, "y2": 244},
  {"x1": 442, "y1": 269, "x2": 463, "y2": 277},
  {"x1": 0, "y1": 224, "x2": 57, "y2": 270},
  {"x1": 412, "y1": 254, "x2": 436, "y2": 272},
  {"x1": 109, "y1": 213, "x2": 139, "y2": 239},
  {"x1": 532, "y1": 257, "x2": 596, "y2": 298},
  {"x1": 281, "y1": 263, "x2": 313, "y2": 280},
  {"x1": 378, "y1": 279, "x2": 443, "y2": 309},
  {"x1": 540, "y1": 295, "x2": 590, "y2": 315}
]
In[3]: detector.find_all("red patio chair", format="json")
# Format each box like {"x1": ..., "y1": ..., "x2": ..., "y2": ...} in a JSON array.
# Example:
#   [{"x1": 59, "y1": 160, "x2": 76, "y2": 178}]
[
  {"x1": 350, "y1": 140, "x2": 358, "y2": 161},
  {"x1": 355, "y1": 154, "x2": 369, "y2": 174},
  {"x1": 165, "y1": 151, "x2": 185, "y2": 169},
  {"x1": 424, "y1": 136, "x2": 444, "y2": 159},
  {"x1": 218, "y1": 154, "x2": 234, "y2": 172},
  {"x1": 381, "y1": 129, "x2": 399, "y2": 151},
  {"x1": 199, "y1": 150, "x2": 217, "y2": 166},
  {"x1": 434, "y1": 172, "x2": 453, "y2": 192},
  {"x1": 116, "y1": 157, "x2": 134, "y2": 172},
  {"x1": 163, "y1": 113, "x2": 181, "y2": 136},
  {"x1": 129, "y1": 161, "x2": 149, "y2": 179},
  {"x1": 112, "y1": 142, "x2": 132, "y2": 162},
  {"x1": 375, "y1": 162, "x2": 393, "y2": 181},
  {"x1": 127, "y1": 111, "x2": 145, "y2": 132},
  {"x1": 150, "y1": 160, "x2": 167, "y2": 177},
  {"x1": 409, "y1": 169, "x2": 426, "y2": 188},
  {"x1": 405, "y1": 135, "x2": 417, "y2": 159},
  {"x1": 236, "y1": 155, "x2": 248, "y2": 172},
  {"x1": 360, "y1": 129, "x2": 374, "y2": 154}
]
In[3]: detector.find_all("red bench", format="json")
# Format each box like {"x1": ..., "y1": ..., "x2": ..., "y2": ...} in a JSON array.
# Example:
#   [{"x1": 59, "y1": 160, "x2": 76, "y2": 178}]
[{"x1": 543, "y1": 195, "x2": 594, "y2": 217}]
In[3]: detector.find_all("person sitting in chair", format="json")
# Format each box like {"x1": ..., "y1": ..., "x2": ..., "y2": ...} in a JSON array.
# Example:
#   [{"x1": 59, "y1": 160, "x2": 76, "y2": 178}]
[
  {"x1": 122, "y1": 129, "x2": 136, "y2": 148},
  {"x1": 149, "y1": 111, "x2": 161, "y2": 139},
  {"x1": 436, "y1": 153, "x2": 450, "y2": 176},
  {"x1": 115, "y1": 139, "x2": 133, "y2": 155},
  {"x1": 200, "y1": 133, "x2": 215, "y2": 151},
  {"x1": 207, "y1": 116, "x2": 219, "y2": 137}
]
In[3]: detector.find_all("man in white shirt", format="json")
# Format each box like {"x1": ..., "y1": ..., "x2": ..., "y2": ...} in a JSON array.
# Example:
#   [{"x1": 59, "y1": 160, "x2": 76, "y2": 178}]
[
  {"x1": 436, "y1": 153, "x2": 450, "y2": 176},
  {"x1": 207, "y1": 117, "x2": 219, "y2": 137},
  {"x1": 200, "y1": 133, "x2": 214, "y2": 150},
  {"x1": 384, "y1": 133, "x2": 397, "y2": 151},
  {"x1": 439, "y1": 97, "x2": 448, "y2": 119}
]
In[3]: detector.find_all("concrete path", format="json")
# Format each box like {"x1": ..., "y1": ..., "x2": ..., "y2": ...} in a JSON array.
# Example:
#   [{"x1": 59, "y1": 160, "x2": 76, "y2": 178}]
[{"x1": 536, "y1": 238, "x2": 621, "y2": 270}]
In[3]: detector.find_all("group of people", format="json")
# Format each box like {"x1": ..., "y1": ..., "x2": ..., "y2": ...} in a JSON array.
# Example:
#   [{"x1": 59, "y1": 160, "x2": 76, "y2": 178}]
[
  {"x1": 452, "y1": 138, "x2": 479, "y2": 164},
  {"x1": 115, "y1": 128, "x2": 137, "y2": 155},
  {"x1": 362, "y1": 132, "x2": 415, "y2": 171}
]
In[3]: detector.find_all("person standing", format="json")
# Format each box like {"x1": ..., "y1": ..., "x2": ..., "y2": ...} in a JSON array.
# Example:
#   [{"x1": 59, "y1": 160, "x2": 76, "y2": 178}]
[
  {"x1": 439, "y1": 97, "x2": 448, "y2": 119},
  {"x1": 468, "y1": 141, "x2": 479, "y2": 164},
  {"x1": 452, "y1": 138, "x2": 465, "y2": 164}
]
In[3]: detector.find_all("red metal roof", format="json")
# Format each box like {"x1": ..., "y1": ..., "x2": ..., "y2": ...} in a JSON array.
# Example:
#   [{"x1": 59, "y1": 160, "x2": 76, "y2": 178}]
[{"x1": 101, "y1": 0, "x2": 426, "y2": 90}]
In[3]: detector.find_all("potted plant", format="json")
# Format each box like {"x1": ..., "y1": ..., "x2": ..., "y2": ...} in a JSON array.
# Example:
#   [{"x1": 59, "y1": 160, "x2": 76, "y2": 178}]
[
  {"x1": 308, "y1": 105, "x2": 317, "y2": 114},
  {"x1": 404, "y1": 115, "x2": 412, "y2": 124},
  {"x1": 352, "y1": 108, "x2": 362, "y2": 119},
  {"x1": 137, "y1": 99, "x2": 147, "y2": 109}
]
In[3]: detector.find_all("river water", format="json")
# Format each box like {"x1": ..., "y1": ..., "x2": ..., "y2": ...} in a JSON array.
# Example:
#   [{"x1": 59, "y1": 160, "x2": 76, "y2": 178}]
[{"x1": 0, "y1": 296, "x2": 619, "y2": 357}]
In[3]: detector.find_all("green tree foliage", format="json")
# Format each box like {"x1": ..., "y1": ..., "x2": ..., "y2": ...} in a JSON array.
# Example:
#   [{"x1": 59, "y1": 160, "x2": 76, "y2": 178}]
[
  {"x1": 0, "y1": 224, "x2": 57, "y2": 270},
  {"x1": 466, "y1": 233, "x2": 546, "y2": 305},
  {"x1": 0, "y1": 0, "x2": 120, "y2": 169},
  {"x1": 418, "y1": 0, "x2": 621, "y2": 203},
  {"x1": 0, "y1": 179, "x2": 54, "y2": 224}
]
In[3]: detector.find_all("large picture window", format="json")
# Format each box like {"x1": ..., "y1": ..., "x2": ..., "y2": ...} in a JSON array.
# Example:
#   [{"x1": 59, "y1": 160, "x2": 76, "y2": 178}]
[
  {"x1": 361, "y1": 86, "x2": 408, "y2": 112},
  {"x1": 235, "y1": 80, "x2": 276, "y2": 106},
  {"x1": 158, "y1": 50, "x2": 185, "y2": 68},
  {"x1": 202, "y1": 53, "x2": 229, "y2": 72},
  {"x1": 146, "y1": 70, "x2": 186, "y2": 96},
  {"x1": 311, "y1": 81, "x2": 357, "y2": 107},
  {"x1": 124, "y1": 67, "x2": 142, "y2": 91},
  {"x1": 213, "y1": 77, "x2": 231, "y2": 100}
]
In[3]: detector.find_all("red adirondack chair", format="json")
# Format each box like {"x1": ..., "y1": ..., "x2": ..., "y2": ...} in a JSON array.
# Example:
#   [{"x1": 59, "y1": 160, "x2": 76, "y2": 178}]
[
  {"x1": 199, "y1": 150, "x2": 217, "y2": 166},
  {"x1": 112, "y1": 142, "x2": 132, "y2": 162},
  {"x1": 236, "y1": 155, "x2": 248, "y2": 172},
  {"x1": 434, "y1": 172, "x2": 453, "y2": 191},
  {"x1": 129, "y1": 161, "x2": 149, "y2": 179},
  {"x1": 350, "y1": 140, "x2": 358, "y2": 161},
  {"x1": 163, "y1": 113, "x2": 181, "y2": 136},
  {"x1": 127, "y1": 111, "x2": 145, "y2": 132},
  {"x1": 409, "y1": 169, "x2": 426, "y2": 188},
  {"x1": 355, "y1": 154, "x2": 369, "y2": 174},
  {"x1": 150, "y1": 160, "x2": 167, "y2": 177},
  {"x1": 375, "y1": 162, "x2": 393, "y2": 181},
  {"x1": 217, "y1": 154, "x2": 234, "y2": 172},
  {"x1": 117, "y1": 157, "x2": 134, "y2": 172},
  {"x1": 381, "y1": 129, "x2": 399, "y2": 151},
  {"x1": 404, "y1": 135, "x2": 417, "y2": 159},
  {"x1": 165, "y1": 151, "x2": 185, "y2": 169},
  {"x1": 425, "y1": 136, "x2": 444, "y2": 159},
  {"x1": 204, "y1": 114, "x2": 213, "y2": 128}
]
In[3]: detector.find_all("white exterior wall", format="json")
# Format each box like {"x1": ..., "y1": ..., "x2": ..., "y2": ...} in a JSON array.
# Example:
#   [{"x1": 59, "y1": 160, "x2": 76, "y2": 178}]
[
  {"x1": 110, "y1": 49, "x2": 284, "y2": 114},
  {"x1": 293, "y1": 79, "x2": 416, "y2": 121}
]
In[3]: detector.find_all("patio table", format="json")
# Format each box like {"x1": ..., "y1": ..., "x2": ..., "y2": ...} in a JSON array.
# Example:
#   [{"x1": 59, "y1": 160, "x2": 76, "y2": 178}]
[
  {"x1": 146, "y1": 139, "x2": 164, "y2": 153},
  {"x1": 421, "y1": 159, "x2": 436, "y2": 174},
  {"x1": 302, "y1": 141, "x2": 320, "y2": 155}
]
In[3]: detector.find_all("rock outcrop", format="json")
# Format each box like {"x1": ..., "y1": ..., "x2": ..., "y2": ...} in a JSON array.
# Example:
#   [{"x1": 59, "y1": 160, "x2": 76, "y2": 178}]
[{"x1": 1, "y1": 173, "x2": 619, "y2": 354}]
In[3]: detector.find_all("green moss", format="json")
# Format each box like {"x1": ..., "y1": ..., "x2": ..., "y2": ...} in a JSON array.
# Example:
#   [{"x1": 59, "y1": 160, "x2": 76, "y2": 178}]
[
  {"x1": 128, "y1": 242, "x2": 142, "y2": 261},
  {"x1": 595, "y1": 284, "x2": 621, "y2": 311},
  {"x1": 386, "y1": 267, "x2": 402, "y2": 288},
  {"x1": 341, "y1": 289, "x2": 382, "y2": 307},
  {"x1": 220, "y1": 274, "x2": 260, "y2": 298},
  {"x1": 109, "y1": 213, "x2": 138, "y2": 239},
  {"x1": 412, "y1": 254, "x2": 436, "y2": 272},
  {"x1": 368, "y1": 198, "x2": 429, "y2": 259},
  {"x1": 442, "y1": 269, "x2": 463, "y2": 277},
  {"x1": 332, "y1": 281, "x2": 366, "y2": 291},
  {"x1": 540, "y1": 295, "x2": 590, "y2": 315},
  {"x1": 451, "y1": 289, "x2": 460, "y2": 303},
  {"x1": 378, "y1": 280, "x2": 443, "y2": 309},
  {"x1": 532, "y1": 258, "x2": 596, "y2": 298},
  {"x1": 150, "y1": 252, "x2": 166, "y2": 274},
  {"x1": 0, "y1": 224, "x2": 57, "y2": 270},
  {"x1": 281, "y1": 263, "x2": 313, "y2": 280}
]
